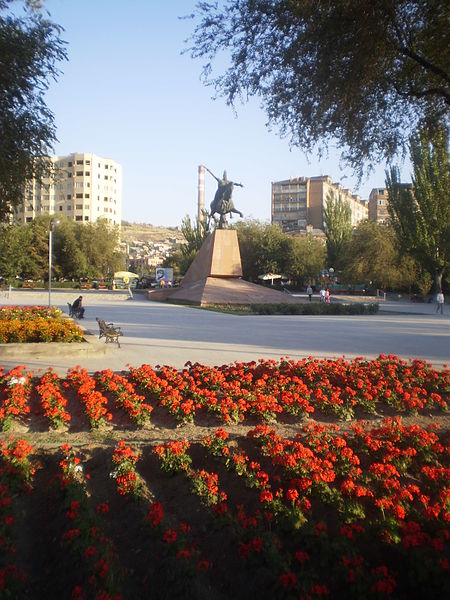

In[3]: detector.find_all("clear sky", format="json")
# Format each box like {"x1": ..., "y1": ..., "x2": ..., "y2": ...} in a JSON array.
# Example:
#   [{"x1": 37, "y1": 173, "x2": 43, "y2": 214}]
[{"x1": 40, "y1": 0, "x2": 411, "y2": 227}]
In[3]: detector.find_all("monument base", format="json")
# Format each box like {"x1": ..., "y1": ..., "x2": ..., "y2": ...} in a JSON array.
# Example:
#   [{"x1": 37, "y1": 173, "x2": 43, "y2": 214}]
[{"x1": 147, "y1": 229, "x2": 303, "y2": 306}]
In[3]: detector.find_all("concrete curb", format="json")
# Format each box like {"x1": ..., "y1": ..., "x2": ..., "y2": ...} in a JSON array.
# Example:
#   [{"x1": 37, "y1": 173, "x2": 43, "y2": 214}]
[{"x1": 0, "y1": 329, "x2": 111, "y2": 360}]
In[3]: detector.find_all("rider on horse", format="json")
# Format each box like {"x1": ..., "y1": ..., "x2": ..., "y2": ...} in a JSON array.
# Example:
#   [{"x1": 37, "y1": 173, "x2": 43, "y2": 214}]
[{"x1": 205, "y1": 167, "x2": 244, "y2": 228}]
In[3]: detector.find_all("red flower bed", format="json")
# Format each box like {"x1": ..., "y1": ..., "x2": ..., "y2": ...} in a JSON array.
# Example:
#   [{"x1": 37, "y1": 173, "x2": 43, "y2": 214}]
[
  {"x1": 0, "y1": 366, "x2": 32, "y2": 430},
  {"x1": 0, "y1": 355, "x2": 447, "y2": 598},
  {"x1": 36, "y1": 369, "x2": 71, "y2": 429},
  {"x1": 66, "y1": 367, "x2": 113, "y2": 428}
]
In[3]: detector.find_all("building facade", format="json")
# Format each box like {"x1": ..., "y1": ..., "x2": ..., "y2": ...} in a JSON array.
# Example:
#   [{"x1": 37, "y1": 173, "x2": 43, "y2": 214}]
[
  {"x1": 13, "y1": 152, "x2": 122, "y2": 227},
  {"x1": 271, "y1": 175, "x2": 368, "y2": 234},
  {"x1": 368, "y1": 187, "x2": 389, "y2": 224}
]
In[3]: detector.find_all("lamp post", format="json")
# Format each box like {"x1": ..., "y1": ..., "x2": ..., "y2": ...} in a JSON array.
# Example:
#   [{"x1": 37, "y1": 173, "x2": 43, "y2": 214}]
[{"x1": 48, "y1": 219, "x2": 60, "y2": 307}]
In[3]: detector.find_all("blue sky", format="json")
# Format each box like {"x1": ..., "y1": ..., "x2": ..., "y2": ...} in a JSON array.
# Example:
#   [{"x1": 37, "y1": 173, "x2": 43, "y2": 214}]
[{"x1": 40, "y1": 0, "x2": 411, "y2": 227}]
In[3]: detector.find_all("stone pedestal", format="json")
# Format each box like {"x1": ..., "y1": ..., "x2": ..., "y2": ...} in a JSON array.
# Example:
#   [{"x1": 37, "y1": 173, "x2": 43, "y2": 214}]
[
  {"x1": 148, "y1": 229, "x2": 302, "y2": 306},
  {"x1": 182, "y1": 229, "x2": 242, "y2": 285}
]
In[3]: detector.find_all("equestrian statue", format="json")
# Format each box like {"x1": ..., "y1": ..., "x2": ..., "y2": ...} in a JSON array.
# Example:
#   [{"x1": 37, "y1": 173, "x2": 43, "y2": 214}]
[{"x1": 205, "y1": 167, "x2": 244, "y2": 228}]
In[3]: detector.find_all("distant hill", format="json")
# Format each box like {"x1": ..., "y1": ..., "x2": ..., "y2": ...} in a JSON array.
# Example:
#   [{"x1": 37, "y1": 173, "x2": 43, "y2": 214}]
[{"x1": 120, "y1": 222, "x2": 184, "y2": 244}]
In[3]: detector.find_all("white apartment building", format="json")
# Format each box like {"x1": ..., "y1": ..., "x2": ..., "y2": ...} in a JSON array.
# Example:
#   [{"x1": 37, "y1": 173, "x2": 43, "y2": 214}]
[{"x1": 13, "y1": 152, "x2": 122, "y2": 227}]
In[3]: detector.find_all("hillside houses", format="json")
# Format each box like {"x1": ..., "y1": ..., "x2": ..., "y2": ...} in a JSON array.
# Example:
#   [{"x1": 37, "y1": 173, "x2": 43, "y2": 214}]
[{"x1": 120, "y1": 238, "x2": 181, "y2": 273}]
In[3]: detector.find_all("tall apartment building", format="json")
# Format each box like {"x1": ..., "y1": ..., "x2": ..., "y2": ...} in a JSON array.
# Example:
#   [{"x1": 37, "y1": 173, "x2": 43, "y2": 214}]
[
  {"x1": 13, "y1": 152, "x2": 122, "y2": 227},
  {"x1": 271, "y1": 175, "x2": 368, "y2": 234},
  {"x1": 368, "y1": 188, "x2": 389, "y2": 224}
]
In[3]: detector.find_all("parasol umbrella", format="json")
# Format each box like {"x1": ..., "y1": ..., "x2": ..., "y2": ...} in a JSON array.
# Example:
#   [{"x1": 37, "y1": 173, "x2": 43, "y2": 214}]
[
  {"x1": 258, "y1": 273, "x2": 282, "y2": 285},
  {"x1": 113, "y1": 271, "x2": 139, "y2": 284}
]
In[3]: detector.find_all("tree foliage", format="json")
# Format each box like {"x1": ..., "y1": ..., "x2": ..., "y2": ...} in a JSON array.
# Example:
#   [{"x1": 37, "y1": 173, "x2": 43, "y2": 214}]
[
  {"x1": 186, "y1": 0, "x2": 449, "y2": 175},
  {"x1": 235, "y1": 220, "x2": 292, "y2": 281},
  {"x1": 0, "y1": 217, "x2": 124, "y2": 281},
  {"x1": 235, "y1": 220, "x2": 325, "y2": 284},
  {"x1": 386, "y1": 124, "x2": 449, "y2": 291},
  {"x1": 284, "y1": 234, "x2": 326, "y2": 287},
  {"x1": 163, "y1": 212, "x2": 212, "y2": 276},
  {"x1": 323, "y1": 192, "x2": 352, "y2": 270},
  {"x1": 0, "y1": 0, "x2": 67, "y2": 221},
  {"x1": 341, "y1": 220, "x2": 430, "y2": 292}
]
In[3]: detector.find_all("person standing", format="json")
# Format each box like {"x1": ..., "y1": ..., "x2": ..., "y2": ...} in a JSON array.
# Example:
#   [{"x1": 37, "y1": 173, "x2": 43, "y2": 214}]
[
  {"x1": 436, "y1": 290, "x2": 444, "y2": 314},
  {"x1": 325, "y1": 289, "x2": 330, "y2": 303},
  {"x1": 320, "y1": 287, "x2": 326, "y2": 303},
  {"x1": 306, "y1": 284, "x2": 313, "y2": 302}
]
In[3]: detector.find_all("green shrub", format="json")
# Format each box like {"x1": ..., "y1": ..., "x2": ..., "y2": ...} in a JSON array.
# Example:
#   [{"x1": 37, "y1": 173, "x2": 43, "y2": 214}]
[{"x1": 249, "y1": 302, "x2": 379, "y2": 315}]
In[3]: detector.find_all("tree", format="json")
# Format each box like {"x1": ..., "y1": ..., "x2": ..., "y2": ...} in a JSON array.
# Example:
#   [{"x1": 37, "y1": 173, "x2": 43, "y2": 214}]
[
  {"x1": 323, "y1": 192, "x2": 352, "y2": 270},
  {"x1": 287, "y1": 234, "x2": 326, "y2": 287},
  {"x1": 0, "y1": 223, "x2": 34, "y2": 280},
  {"x1": 235, "y1": 220, "x2": 292, "y2": 281},
  {"x1": 78, "y1": 220, "x2": 124, "y2": 279},
  {"x1": 386, "y1": 124, "x2": 449, "y2": 292},
  {"x1": 186, "y1": 1, "x2": 449, "y2": 175},
  {"x1": 0, "y1": 0, "x2": 67, "y2": 221},
  {"x1": 341, "y1": 220, "x2": 430, "y2": 292},
  {"x1": 163, "y1": 212, "x2": 212, "y2": 276},
  {"x1": 53, "y1": 220, "x2": 88, "y2": 279}
]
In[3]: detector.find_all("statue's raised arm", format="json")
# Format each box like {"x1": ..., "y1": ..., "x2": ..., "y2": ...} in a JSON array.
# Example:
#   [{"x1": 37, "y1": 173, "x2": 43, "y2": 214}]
[{"x1": 204, "y1": 166, "x2": 220, "y2": 182}]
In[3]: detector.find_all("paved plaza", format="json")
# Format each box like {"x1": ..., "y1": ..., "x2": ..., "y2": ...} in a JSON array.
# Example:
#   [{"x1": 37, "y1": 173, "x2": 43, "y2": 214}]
[{"x1": 0, "y1": 289, "x2": 448, "y2": 374}]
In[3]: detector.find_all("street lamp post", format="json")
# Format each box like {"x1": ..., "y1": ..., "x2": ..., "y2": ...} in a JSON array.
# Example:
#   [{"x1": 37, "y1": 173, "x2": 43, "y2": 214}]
[{"x1": 48, "y1": 219, "x2": 60, "y2": 307}]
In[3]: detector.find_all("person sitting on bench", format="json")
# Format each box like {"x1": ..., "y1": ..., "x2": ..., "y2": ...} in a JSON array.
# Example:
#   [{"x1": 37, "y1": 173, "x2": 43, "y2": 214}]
[{"x1": 72, "y1": 295, "x2": 85, "y2": 319}]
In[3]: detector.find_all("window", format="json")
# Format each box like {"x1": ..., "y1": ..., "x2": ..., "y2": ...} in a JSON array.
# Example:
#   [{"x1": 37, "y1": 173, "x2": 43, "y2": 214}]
[
  {"x1": 85, "y1": 160, "x2": 90, "y2": 165},
  {"x1": 104, "y1": 197, "x2": 108, "y2": 201},
  {"x1": 59, "y1": 206, "x2": 63, "y2": 211},
  {"x1": 84, "y1": 216, "x2": 89, "y2": 221},
  {"x1": 105, "y1": 164, "x2": 109, "y2": 169},
  {"x1": 67, "y1": 194, "x2": 71, "y2": 199},
  {"x1": 68, "y1": 161, "x2": 72, "y2": 167},
  {"x1": 85, "y1": 171, "x2": 90, "y2": 176},
  {"x1": 75, "y1": 182, "x2": 83, "y2": 188},
  {"x1": 84, "y1": 194, "x2": 90, "y2": 198},
  {"x1": 76, "y1": 159, "x2": 83, "y2": 165},
  {"x1": 76, "y1": 204, "x2": 83, "y2": 209},
  {"x1": 104, "y1": 207, "x2": 108, "y2": 213},
  {"x1": 26, "y1": 217, "x2": 33, "y2": 222},
  {"x1": 68, "y1": 173, "x2": 72, "y2": 178},
  {"x1": 67, "y1": 205, "x2": 72, "y2": 210},
  {"x1": 84, "y1": 204, "x2": 90, "y2": 209},
  {"x1": 104, "y1": 175, "x2": 108, "y2": 180},
  {"x1": 76, "y1": 193, "x2": 83, "y2": 199},
  {"x1": 75, "y1": 215, "x2": 82, "y2": 221},
  {"x1": 76, "y1": 171, "x2": 83, "y2": 176}
]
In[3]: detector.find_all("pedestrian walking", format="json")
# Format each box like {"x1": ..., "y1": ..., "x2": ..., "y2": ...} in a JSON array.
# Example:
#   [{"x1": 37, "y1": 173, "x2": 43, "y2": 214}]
[
  {"x1": 306, "y1": 284, "x2": 313, "y2": 302},
  {"x1": 320, "y1": 288, "x2": 326, "y2": 303},
  {"x1": 436, "y1": 291, "x2": 444, "y2": 314},
  {"x1": 325, "y1": 289, "x2": 330, "y2": 303}
]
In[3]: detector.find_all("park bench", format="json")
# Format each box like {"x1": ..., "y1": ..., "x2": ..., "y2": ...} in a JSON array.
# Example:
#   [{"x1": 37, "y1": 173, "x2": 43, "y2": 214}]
[
  {"x1": 22, "y1": 281, "x2": 35, "y2": 289},
  {"x1": 96, "y1": 317, "x2": 123, "y2": 348}
]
